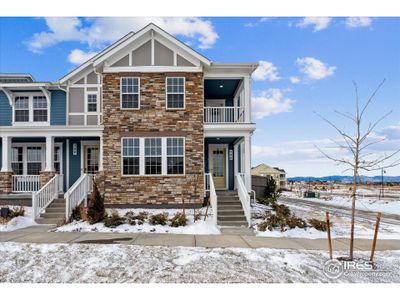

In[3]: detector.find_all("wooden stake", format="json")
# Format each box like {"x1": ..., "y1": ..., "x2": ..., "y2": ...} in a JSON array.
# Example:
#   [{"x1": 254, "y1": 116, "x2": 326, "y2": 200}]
[
  {"x1": 326, "y1": 212, "x2": 333, "y2": 260},
  {"x1": 370, "y1": 212, "x2": 382, "y2": 262}
]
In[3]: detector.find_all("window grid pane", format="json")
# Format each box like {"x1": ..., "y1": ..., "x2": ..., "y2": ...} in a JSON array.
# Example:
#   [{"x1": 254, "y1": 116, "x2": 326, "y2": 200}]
[
  {"x1": 87, "y1": 94, "x2": 97, "y2": 112},
  {"x1": 33, "y1": 96, "x2": 47, "y2": 109},
  {"x1": 122, "y1": 138, "x2": 140, "y2": 175},
  {"x1": 145, "y1": 138, "x2": 162, "y2": 175},
  {"x1": 166, "y1": 77, "x2": 184, "y2": 108},
  {"x1": 121, "y1": 77, "x2": 139, "y2": 108},
  {"x1": 167, "y1": 138, "x2": 184, "y2": 174}
]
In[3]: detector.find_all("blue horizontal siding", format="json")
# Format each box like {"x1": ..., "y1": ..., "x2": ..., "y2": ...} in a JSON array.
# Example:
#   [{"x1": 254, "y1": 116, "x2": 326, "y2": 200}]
[
  {"x1": 0, "y1": 91, "x2": 12, "y2": 126},
  {"x1": 50, "y1": 90, "x2": 66, "y2": 125}
]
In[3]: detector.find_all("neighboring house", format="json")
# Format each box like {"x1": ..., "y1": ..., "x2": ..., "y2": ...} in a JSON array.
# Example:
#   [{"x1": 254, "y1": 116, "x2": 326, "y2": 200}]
[
  {"x1": 251, "y1": 163, "x2": 287, "y2": 189},
  {"x1": 0, "y1": 24, "x2": 257, "y2": 226}
]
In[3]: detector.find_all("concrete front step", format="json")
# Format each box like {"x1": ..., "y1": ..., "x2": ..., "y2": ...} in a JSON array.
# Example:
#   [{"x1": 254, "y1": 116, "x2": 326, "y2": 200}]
[
  {"x1": 218, "y1": 215, "x2": 247, "y2": 222},
  {"x1": 45, "y1": 207, "x2": 65, "y2": 213},
  {"x1": 218, "y1": 210, "x2": 246, "y2": 216},
  {"x1": 219, "y1": 205, "x2": 243, "y2": 210},
  {"x1": 35, "y1": 218, "x2": 64, "y2": 225},
  {"x1": 218, "y1": 220, "x2": 248, "y2": 227},
  {"x1": 40, "y1": 212, "x2": 65, "y2": 219}
]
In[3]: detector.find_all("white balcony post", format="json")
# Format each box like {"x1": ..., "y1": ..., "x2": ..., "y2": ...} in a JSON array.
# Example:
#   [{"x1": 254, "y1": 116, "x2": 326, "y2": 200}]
[
  {"x1": 243, "y1": 75, "x2": 251, "y2": 123},
  {"x1": 1, "y1": 136, "x2": 12, "y2": 172},
  {"x1": 45, "y1": 136, "x2": 55, "y2": 172},
  {"x1": 244, "y1": 134, "x2": 252, "y2": 191},
  {"x1": 233, "y1": 142, "x2": 239, "y2": 189}
]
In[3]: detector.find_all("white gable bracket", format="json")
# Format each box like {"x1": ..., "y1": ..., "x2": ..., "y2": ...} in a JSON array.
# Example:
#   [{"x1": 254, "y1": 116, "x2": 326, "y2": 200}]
[
  {"x1": 0, "y1": 87, "x2": 14, "y2": 106},
  {"x1": 39, "y1": 87, "x2": 51, "y2": 108}
]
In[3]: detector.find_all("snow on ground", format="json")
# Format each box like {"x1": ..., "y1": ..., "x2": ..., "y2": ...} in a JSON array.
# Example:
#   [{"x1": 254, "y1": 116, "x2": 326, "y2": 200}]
[
  {"x1": 251, "y1": 202, "x2": 400, "y2": 239},
  {"x1": 0, "y1": 207, "x2": 36, "y2": 232},
  {"x1": 54, "y1": 208, "x2": 220, "y2": 235},
  {"x1": 0, "y1": 242, "x2": 399, "y2": 283},
  {"x1": 282, "y1": 191, "x2": 400, "y2": 215}
]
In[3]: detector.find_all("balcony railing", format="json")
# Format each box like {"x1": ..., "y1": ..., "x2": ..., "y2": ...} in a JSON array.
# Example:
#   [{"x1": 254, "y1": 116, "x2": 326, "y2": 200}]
[{"x1": 204, "y1": 106, "x2": 245, "y2": 123}]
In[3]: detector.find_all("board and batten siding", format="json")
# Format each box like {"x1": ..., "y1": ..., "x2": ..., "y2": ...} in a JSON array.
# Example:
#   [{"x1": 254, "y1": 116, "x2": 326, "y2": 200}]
[
  {"x1": 50, "y1": 90, "x2": 67, "y2": 125},
  {"x1": 0, "y1": 91, "x2": 12, "y2": 126}
]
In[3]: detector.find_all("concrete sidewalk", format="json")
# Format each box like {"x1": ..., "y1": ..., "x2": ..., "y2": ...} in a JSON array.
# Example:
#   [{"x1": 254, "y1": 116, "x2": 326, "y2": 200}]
[{"x1": 1, "y1": 225, "x2": 400, "y2": 251}]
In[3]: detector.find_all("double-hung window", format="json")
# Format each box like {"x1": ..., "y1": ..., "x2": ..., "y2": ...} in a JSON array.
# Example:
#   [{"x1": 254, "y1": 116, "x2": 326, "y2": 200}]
[
  {"x1": 144, "y1": 138, "x2": 162, "y2": 175},
  {"x1": 14, "y1": 96, "x2": 30, "y2": 122},
  {"x1": 166, "y1": 77, "x2": 185, "y2": 109},
  {"x1": 121, "y1": 137, "x2": 185, "y2": 176},
  {"x1": 27, "y1": 147, "x2": 42, "y2": 175},
  {"x1": 121, "y1": 77, "x2": 140, "y2": 109},
  {"x1": 11, "y1": 147, "x2": 23, "y2": 175},
  {"x1": 122, "y1": 138, "x2": 140, "y2": 175},
  {"x1": 87, "y1": 94, "x2": 98, "y2": 112},
  {"x1": 33, "y1": 96, "x2": 48, "y2": 122},
  {"x1": 167, "y1": 138, "x2": 184, "y2": 175}
]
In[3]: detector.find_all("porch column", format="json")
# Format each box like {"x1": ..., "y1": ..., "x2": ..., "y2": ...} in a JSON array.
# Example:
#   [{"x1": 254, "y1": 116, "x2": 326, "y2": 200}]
[
  {"x1": 233, "y1": 142, "x2": 239, "y2": 189},
  {"x1": 243, "y1": 75, "x2": 251, "y2": 123},
  {"x1": 244, "y1": 134, "x2": 252, "y2": 191},
  {"x1": 0, "y1": 136, "x2": 13, "y2": 194},
  {"x1": 99, "y1": 135, "x2": 103, "y2": 171},
  {"x1": 1, "y1": 136, "x2": 12, "y2": 172},
  {"x1": 45, "y1": 136, "x2": 55, "y2": 172}
]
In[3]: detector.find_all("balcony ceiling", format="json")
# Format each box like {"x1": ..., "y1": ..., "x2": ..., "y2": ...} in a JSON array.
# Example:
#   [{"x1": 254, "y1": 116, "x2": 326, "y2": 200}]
[{"x1": 204, "y1": 79, "x2": 240, "y2": 99}]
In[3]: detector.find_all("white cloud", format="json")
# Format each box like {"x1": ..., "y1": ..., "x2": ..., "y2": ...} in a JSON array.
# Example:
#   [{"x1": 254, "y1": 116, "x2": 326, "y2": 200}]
[
  {"x1": 252, "y1": 60, "x2": 280, "y2": 81},
  {"x1": 345, "y1": 17, "x2": 373, "y2": 28},
  {"x1": 28, "y1": 17, "x2": 219, "y2": 54},
  {"x1": 252, "y1": 89, "x2": 295, "y2": 119},
  {"x1": 296, "y1": 57, "x2": 336, "y2": 80},
  {"x1": 245, "y1": 17, "x2": 271, "y2": 27},
  {"x1": 68, "y1": 49, "x2": 98, "y2": 65},
  {"x1": 296, "y1": 17, "x2": 332, "y2": 32},
  {"x1": 289, "y1": 76, "x2": 301, "y2": 84}
]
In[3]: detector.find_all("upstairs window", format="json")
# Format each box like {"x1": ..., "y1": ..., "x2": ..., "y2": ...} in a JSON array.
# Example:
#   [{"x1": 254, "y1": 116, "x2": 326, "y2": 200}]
[
  {"x1": 33, "y1": 96, "x2": 48, "y2": 122},
  {"x1": 87, "y1": 94, "x2": 98, "y2": 112},
  {"x1": 121, "y1": 77, "x2": 140, "y2": 109},
  {"x1": 14, "y1": 97, "x2": 29, "y2": 122},
  {"x1": 166, "y1": 77, "x2": 185, "y2": 109}
]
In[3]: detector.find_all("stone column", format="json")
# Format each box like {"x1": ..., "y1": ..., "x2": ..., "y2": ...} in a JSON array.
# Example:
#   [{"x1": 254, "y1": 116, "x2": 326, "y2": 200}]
[
  {"x1": 0, "y1": 172, "x2": 13, "y2": 194},
  {"x1": 39, "y1": 171, "x2": 57, "y2": 187}
]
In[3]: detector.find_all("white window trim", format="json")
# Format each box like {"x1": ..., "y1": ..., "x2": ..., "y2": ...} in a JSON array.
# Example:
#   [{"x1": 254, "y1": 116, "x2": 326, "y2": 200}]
[
  {"x1": 121, "y1": 137, "x2": 186, "y2": 177},
  {"x1": 12, "y1": 92, "x2": 50, "y2": 126},
  {"x1": 121, "y1": 137, "x2": 140, "y2": 176},
  {"x1": 86, "y1": 92, "x2": 98, "y2": 113},
  {"x1": 165, "y1": 76, "x2": 186, "y2": 110},
  {"x1": 120, "y1": 77, "x2": 141, "y2": 110}
]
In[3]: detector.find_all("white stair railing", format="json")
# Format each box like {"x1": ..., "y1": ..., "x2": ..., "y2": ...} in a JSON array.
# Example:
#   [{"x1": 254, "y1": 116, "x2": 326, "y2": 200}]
[
  {"x1": 236, "y1": 173, "x2": 251, "y2": 227},
  {"x1": 65, "y1": 174, "x2": 94, "y2": 220},
  {"x1": 12, "y1": 175, "x2": 41, "y2": 193},
  {"x1": 205, "y1": 173, "x2": 218, "y2": 225},
  {"x1": 32, "y1": 174, "x2": 60, "y2": 219}
]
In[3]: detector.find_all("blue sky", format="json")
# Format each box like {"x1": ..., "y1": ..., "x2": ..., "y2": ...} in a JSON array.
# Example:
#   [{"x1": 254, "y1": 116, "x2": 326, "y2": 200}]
[{"x1": 0, "y1": 17, "x2": 399, "y2": 176}]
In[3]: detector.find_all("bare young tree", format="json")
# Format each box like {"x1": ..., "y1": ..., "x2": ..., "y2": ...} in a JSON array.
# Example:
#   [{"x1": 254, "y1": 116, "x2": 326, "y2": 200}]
[{"x1": 314, "y1": 79, "x2": 400, "y2": 260}]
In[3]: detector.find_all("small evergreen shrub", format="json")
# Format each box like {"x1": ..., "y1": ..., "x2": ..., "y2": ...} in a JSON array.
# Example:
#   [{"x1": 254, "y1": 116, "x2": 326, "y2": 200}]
[
  {"x1": 104, "y1": 210, "x2": 125, "y2": 228},
  {"x1": 9, "y1": 206, "x2": 25, "y2": 218},
  {"x1": 86, "y1": 182, "x2": 105, "y2": 225},
  {"x1": 308, "y1": 218, "x2": 328, "y2": 231},
  {"x1": 124, "y1": 211, "x2": 148, "y2": 225},
  {"x1": 70, "y1": 205, "x2": 82, "y2": 221},
  {"x1": 170, "y1": 212, "x2": 188, "y2": 227},
  {"x1": 149, "y1": 213, "x2": 168, "y2": 225},
  {"x1": 273, "y1": 204, "x2": 291, "y2": 218}
]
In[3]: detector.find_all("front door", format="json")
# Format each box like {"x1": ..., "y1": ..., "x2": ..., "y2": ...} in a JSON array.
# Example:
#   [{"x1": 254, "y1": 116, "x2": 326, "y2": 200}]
[
  {"x1": 84, "y1": 145, "x2": 99, "y2": 174},
  {"x1": 209, "y1": 145, "x2": 227, "y2": 189}
]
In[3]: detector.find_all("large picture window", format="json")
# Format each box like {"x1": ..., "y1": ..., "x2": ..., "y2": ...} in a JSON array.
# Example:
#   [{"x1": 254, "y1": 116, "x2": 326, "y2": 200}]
[
  {"x1": 167, "y1": 138, "x2": 184, "y2": 175},
  {"x1": 121, "y1": 77, "x2": 140, "y2": 109},
  {"x1": 121, "y1": 137, "x2": 185, "y2": 176},
  {"x1": 122, "y1": 138, "x2": 140, "y2": 175},
  {"x1": 166, "y1": 77, "x2": 185, "y2": 109}
]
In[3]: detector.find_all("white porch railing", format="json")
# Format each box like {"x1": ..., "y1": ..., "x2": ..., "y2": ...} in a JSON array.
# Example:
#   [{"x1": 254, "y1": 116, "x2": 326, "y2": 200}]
[
  {"x1": 32, "y1": 174, "x2": 60, "y2": 219},
  {"x1": 65, "y1": 174, "x2": 94, "y2": 220},
  {"x1": 236, "y1": 173, "x2": 251, "y2": 227},
  {"x1": 204, "y1": 106, "x2": 245, "y2": 123},
  {"x1": 12, "y1": 175, "x2": 41, "y2": 193},
  {"x1": 205, "y1": 173, "x2": 218, "y2": 225}
]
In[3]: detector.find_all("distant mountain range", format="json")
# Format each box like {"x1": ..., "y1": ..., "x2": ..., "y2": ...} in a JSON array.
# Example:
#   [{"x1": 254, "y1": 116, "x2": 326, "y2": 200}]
[{"x1": 287, "y1": 175, "x2": 400, "y2": 183}]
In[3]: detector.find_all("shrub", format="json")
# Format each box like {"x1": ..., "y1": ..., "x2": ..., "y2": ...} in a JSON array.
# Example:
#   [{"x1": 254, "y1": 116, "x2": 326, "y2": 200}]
[
  {"x1": 104, "y1": 210, "x2": 125, "y2": 228},
  {"x1": 9, "y1": 206, "x2": 25, "y2": 218},
  {"x1": 86, "y1": 182, "x2": 105, "y2": 225},
  {"x1": 149, "y1": 213, "x2": 168, "y2": 225},
  {"x1": 194, "y1": 212, "x2": 202, "y2": 221},
  {"x1": 258, "y1": 178, "x2": 281, "y2": 207},
  {"x1": 308, "y1": 218, "x2": 328, "y2": 231},
  {"x1": 70, "y1": 205, "x2": 82, "y2": 221},
  {"x1": 170, "y1": 212, "x2": 188, "y2": 227},
  {"x1": 124, "y1": 211, "x2": 148, "y2": 225},
  {"x1": 286, "y1": 215, "x2": 307, "y2": 229},
  {"x1": 273, "y1": 204, "x2": 291, "y2": 218}
]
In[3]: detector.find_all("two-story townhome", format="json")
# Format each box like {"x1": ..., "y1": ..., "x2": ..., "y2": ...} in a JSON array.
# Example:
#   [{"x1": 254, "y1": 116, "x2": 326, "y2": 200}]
[{"x1": 0, "y1": 23, "x2": 257, "y2": 226}]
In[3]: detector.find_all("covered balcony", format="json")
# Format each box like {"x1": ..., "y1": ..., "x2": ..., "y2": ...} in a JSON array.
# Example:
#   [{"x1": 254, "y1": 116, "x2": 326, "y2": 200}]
[{"x1": 203, "y1": 78, "x2": 251, "y2": 124}]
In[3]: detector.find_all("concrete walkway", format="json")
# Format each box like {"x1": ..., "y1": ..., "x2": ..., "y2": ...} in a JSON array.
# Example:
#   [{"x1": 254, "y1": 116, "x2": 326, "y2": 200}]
[{"x1": 1, "y1": 225, "x2": 400, "y2": 251}]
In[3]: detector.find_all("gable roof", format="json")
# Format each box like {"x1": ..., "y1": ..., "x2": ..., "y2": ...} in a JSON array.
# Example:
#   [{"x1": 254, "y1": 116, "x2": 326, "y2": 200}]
[{"x1": 59, "y1": 23, "x2": 211, "y2": 84}]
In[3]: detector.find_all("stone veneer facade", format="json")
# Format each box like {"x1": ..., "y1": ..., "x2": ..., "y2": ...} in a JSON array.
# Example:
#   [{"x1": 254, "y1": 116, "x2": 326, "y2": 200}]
[
  {"x1": 100, "y1": 72, "x2": 204, "y2": 206},
  {"x1": 0, "y1": 172, "x2": 13, "y2": 194}
]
